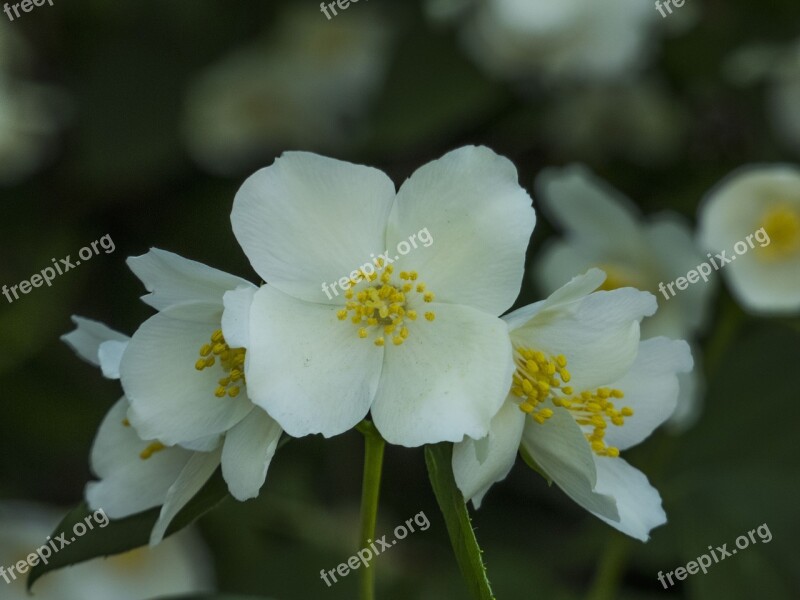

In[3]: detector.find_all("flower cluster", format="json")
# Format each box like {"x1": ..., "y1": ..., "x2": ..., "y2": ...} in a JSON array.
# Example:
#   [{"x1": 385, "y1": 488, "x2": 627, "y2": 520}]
[{"x1": 64, "y1": 146, "x2": 695, "y2": 545}]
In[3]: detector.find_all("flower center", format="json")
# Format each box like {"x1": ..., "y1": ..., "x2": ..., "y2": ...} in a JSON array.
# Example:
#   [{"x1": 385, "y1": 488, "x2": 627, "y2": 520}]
[
  {"x1": 194, "y1": 328, "x2": 247, "y2": 398},
  {"x1": 511, "y1": 347, "x2": 633, "y2": 458},
  {"x1": 759, "y1": 204, "x2": 800, "y2": 260},
  {"x1": 337, "y1": 260, "x2": 436, "y2": 347}
]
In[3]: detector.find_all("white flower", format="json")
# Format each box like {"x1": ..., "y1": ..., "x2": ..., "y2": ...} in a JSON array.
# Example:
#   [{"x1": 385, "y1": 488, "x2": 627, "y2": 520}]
[
  {"x1": 533, "y1": 165, "x2": 713, "y2": 428},
  {"x1": 63, "y1": 249, "x2": 284, "y2": 544},
  {"x1": 453, "y1": 270, "x2": 693, "y2": 541},
  {"x1": 699, "y1": 165, "x2": 800, "y2": 314},
  {"x1": 770, "y1": 42, "x2": 800, "y2": 154},
  {"x1": 0, "y1": 501, "x2": 213, "y2": 600},
  {"x1": 182, "y1": 6, "x2": 392, "y2": 175},
  {"x1": 229, "y1": 146, "x2": 536, "y2": 446},
  {"x1": 429, "y1": 0, "x2": 659, "y2": 82}
]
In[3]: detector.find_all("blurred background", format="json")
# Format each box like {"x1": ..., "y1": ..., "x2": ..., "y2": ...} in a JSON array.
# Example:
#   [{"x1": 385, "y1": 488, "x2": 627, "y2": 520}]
[{"x1": 1, "y1": 0, "x2": 799, "y2": 598}]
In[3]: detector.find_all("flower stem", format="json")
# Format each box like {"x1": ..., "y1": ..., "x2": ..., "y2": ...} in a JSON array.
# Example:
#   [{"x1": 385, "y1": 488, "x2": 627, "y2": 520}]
[
  {"x1": 586, "y1": 533, "x2": 631, "y2": 600},
  {"x1": 425, "y1": 442, "x2": 496, "y2": 600},
  {"x1": 356, "y1": 420, "x2": 385, "y2": 600}
]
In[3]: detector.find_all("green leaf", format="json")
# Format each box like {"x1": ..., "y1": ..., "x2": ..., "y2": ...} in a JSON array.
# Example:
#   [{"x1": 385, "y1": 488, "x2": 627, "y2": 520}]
[
  {"x1": 151, "y1": 596, "x2": 274, "y2": 600},
  {"x1": 425, "y1": 442, "x2": 496, "y2": 600},
  {"x1": 28, "y1": 468, "x2": 230, "y2": 590}
]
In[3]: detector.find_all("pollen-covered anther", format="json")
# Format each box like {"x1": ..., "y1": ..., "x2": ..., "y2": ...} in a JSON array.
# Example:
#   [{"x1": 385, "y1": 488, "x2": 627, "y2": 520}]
[
  {"x1": 512, "y1": 347, "x2": 633, "y2": 457},
  {"x1": 140, "y1": 441, "x2": 166, "y2": 460},
  {"x1": 195, "y1": 329, "x2": 247, "y2": 399},
  {"x1": 339, "y1": 263, "x2": 435, "y2": 346}
]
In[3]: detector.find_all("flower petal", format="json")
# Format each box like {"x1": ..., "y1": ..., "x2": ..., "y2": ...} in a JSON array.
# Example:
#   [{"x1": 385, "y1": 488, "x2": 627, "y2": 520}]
[
  {"x1": 150, "y1": 448, "x2": 222, "y2": 546},
  {"x1": 231, "y1": 151, "x2": 396, "y2": 303},
  {"x1": 127, "y1": 248, "x2": 253, "y2": 311},
  {"x1": 221, "y1": 285, "x2": 257, "y2": 349},
  {"x1": 98, "y1": 340, "x2": 128, "y2": 380},
  {"x1": 244, "y1": 285, "x2": 383, "y2": 437},
  {"x1": 221, "y1": 408, "x2": 283, "y2": 501},
  {"x1": 121, "y1": 304, "x2": 253, "y2": 446},
  {"x1": 453, "y1": 399, "x2": 525, "y2": 508},
  {"x1": 536, "y1": 165, "x2": 643, "y2": 256},
  {"x1": 385, "y1": 146, "x2": 535, "y2": 315},
  {"x1": 510, "y1": 283, "x2": 656, "y2": 392},
  {"x1": 371, "y1": 302, "x2": 513, "y2": 446},
  {"x1": 520, "y1": 407, "x2": 618, "y2": 521},
  {"x1": 603, "y1": 337, "x2": 693, "y2": 451},
  {"x1": 592, "y1": 456, "x2": 666, "y2": 541},
  {"x1": 87, "y1": 398, "x2": 194, "y2": 519},
  {"x1": 61, "y1": 316, "x2": 129, "y2": 370}
]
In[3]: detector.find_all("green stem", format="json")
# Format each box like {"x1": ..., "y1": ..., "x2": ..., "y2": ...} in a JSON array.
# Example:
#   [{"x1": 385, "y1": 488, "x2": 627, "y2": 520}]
[
  {"x1": 356, "y1": 420, "x2": 385, "y2": 600},
  {"x1": 586, "y1": 534, "x2": 631, "y2": 600},
  {"x1": 425, "y1": 443, "x2": 496, "y2": 600}
]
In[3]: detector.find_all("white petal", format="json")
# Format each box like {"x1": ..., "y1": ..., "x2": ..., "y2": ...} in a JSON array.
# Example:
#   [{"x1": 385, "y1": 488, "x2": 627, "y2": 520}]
[
  {"x1": 603, "y1": 337, "x2": 693, "y2": 451},
  {"x1": 221, "y1": 408, "x2": 283, "y2": 501},
  {"x1": 533, "y1": 241, "x2": 595, "y2": 297},
  {"x1": 698, "y1": 165, "x2": 800, "y2": 313},
  {"x1": 127, "y1": 248, "x2": 253, "y2": 311},
  {"x1": 371, "y1": 302, "x2": 514, "y2": 446},
  {"x1": 386, "y1": 146, "x2": 535, "y2": 315},
  {"x1": 61, "y1": 316, "x2": 129, "y2": 370},
  {"x1": 521, "y1": 407, "x2": 618, "y2": 521},
  {"x1": 505, "y1": 268, "x2": 607, "y2": 331},
  {"x1": 231, "y1": 151, "x2": 396, "y2": 303},
  {"x1": 121, "y1": 305, "x2": 253, "y2": 446},
  {"x1": 87, "y1": 398, "x2": 194, "y2": 519},
  {"x1": 592, "y1": 457, "x2": 666, "y2": 541},
  {"x1": 244, "y1": 285, "x2": 383, "y2": 437},
  {"x1": 536, "y1": 165, "x2": 644, "y2": 256},
  {"x1": 666, "y1": 354, "x2": 704, "y2": 433},
  {"x1": 98, "y1": 340, "x2": 128, "y2": 379},
  {"x1": 453, "y1": 399, "x2": 525, "y2": 508},
  {"x1": 510, "y1": 285, "x2": 656, "y2": 392},
  {"x1": 647, "y1": 213, "x2": 716, "y2": 336},
  {"x1": 150, "y1": 448, "x2": 222, "y2": 546},
  {"x1": 221, "y1": 285, "x2": 257, "y2": 349}
]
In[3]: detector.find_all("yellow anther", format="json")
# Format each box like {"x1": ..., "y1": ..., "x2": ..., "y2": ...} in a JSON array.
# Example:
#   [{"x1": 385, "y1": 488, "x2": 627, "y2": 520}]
[
  {"x1": 228, "y1": 386, "x2": 241, "y2": 398},
  {"x1": 407, "y1": 310, "x2": 417, "y2": 320},
  {"x1": 140, "y1": 442, "x2": 166, "y2": 460},
  {"x1": 337, "y1": 309, "x2": 347, "y2": 320},
  {"x1": 121, "y1": 418, "x2": 130, "y2": 427},
  {"x1": 374, "y1": 337, "x2": 385, "y2": 347},
  {"x1": 393, "y1": 336, "x2": 404, "y2": 346},
  {"x1": 424, "y1": 312, "x2": 436, "y2": 321},
  {"x1": 199, "y1": 344, "x2": 212, "y2": 357},
  {"x1": 409, "y1": 271, "x2": 418, "y2": 280},
  {"x1": 211, "y1": 329, "x2": 224, "y2": 343},
  {"x1": 195, "y1": 358, "x2": 207, "y2": 371},
  {"x1": 423, "y1": 291, "x2": 435, "y2": 302},
  {"x1": 196, "y1": 329, "x2": 247, "y2": 400},
  {"x1": 400, "y1": 271, "x2": 409, "y2": 280},
  {"x1": 204, "y1": 356, "x2": 215, "y2": 368},
  {"x1": 416, "y1": 283, "x2": 425, "y2": 292},
  {"x1": 358, "y1": 328, "x2": 368, "y2": 338}
]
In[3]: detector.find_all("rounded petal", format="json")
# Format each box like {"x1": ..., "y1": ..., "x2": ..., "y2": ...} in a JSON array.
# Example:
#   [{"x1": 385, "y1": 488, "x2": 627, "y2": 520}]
[
  {"x1": 61, "y1": 316, "x2": 129, "y2": 371},
  {"x1": 150, "y1": 448, "x2": 222, "y2": 546},
  {"x1": 592, "y1": 456, "x2": 666, "y2": 541},
  {"x1": 698, "y1": 165, "x2": 800, "y2": 313},
  {"x1": 221, "y1": 408, "x2": 283, "y2": 501},
  {"x1": 666, "y1": 352, "x2": 704, "y2": 433},
  {"x1": 520, "y1": 407, "x2": 618, "y2": 521},
  {"x1": 244, "y1": 285, "x2": 383, "y2": 437},
  {"x1": 453, "y1": 399, "x2": 525, "y2": 508},
  {"x1": 231, "y1": 151, "x2": 396, "y2": 303},
  {"x1": 127, "y1": 248, "x2": 253, "y2": 311},
  {"x1": 371, "y1": 302, "x2": 514, "y2": 446},
  {"x1": 510, "y1": 283, "x2": 656, "y2": 392},
  {"x1": 385, "y1": 146, "x2": 535, "y2": 315},
  {"x1": 603, "y1": 337, "x2": 693, "y2": 451},
  {"x1": 87, "y1": 398, "x2": 194, "y2": 519},
  {"x1": 121, "y1": 304, "x2": 253, "y2": 446}
]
